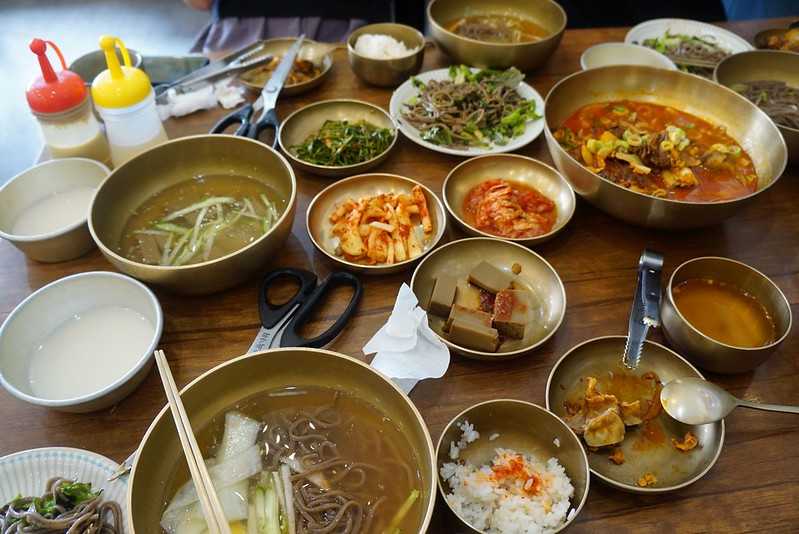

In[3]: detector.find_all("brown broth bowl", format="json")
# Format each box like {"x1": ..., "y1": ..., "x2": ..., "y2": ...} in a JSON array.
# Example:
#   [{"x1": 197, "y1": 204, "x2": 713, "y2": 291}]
[{"x1": 661, "y1": 257, "x2": 792, "y2": 374}]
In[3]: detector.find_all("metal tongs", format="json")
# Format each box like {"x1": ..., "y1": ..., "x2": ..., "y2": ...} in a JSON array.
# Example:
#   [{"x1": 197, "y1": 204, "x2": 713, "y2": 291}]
[
  {"x1": 622, "y1": 249, "x2": 663, "y2": 369},
  {"x1": 155, "y1": 41, "x2": 272, "y2": 100}
]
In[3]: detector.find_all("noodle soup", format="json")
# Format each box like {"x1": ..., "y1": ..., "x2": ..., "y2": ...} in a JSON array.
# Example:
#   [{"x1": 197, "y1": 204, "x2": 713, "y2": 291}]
[
  {"x1": 446, "y1": 14, "x2": 550, "y2": 44},
  {"x1": 118, "y1": 174, "x2": 286, "y2": 266},
  {"x1": 160, "y1": 386, "x2": 423, "y2": 533}
]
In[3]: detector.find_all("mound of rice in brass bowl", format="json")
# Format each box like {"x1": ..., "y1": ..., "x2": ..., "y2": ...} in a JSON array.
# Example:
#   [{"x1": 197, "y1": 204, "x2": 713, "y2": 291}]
[
  {"x1": 347, "y1": 23, "x2": 426, "y2": 87},
  {"x1": 410, "y1": 237, "x2": 565, "y2": 360},
  {"x1": 278, "y1": 99, "x2": 398, "y2": 178},
  {"x1": 127, "y1": 347, "x2": 437, "y2": 533},
  {"x1": 443, "y1": 154, "x2": 575, "y2": 246},
  {"x1": 436, "y1": 399, "x2": 590, "y2": 533},
  {"x1": 427, "y1": 0, "x2": 567, "y2": 71},
  {"x1": 238, "y1": 37, "x2": 334, "y2": 96},
  {"x1": 306, "y1": 173, "x2": 446, "y2": 274},
  {"x1": 544, "y1": 65, "x2": 787, "y2": 229},
  {"x1": 89, "y1": 135, "x2": 297, "y2": 295},
  {"x1": 546, "y1": 336, "x2": 724, "y2": 493}
]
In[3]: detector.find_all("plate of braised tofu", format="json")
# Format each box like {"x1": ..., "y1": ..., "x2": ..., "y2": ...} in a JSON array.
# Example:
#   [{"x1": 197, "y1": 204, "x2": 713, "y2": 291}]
[{"x1": 411, "y1": 237, "x2": 566, "y2": 359}]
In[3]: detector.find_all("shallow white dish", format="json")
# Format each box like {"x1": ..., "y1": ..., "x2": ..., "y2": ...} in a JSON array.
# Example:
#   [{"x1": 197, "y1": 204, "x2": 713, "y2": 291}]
[
  {"x1": 389, "y1": 67, "x2": 545, "y2": 157},
  {"x1": 0, "y1": 271, "x2": 163, "y2": 413},
  {"x1": 0, "y1": 158, "x2": 110, "y2": 263},
  {"x1": 625, "y1": 18, "x2": 754, "y2": 60},
  {"x1": 581, "y1": 42, "x2": 677, "y2": 70},
  {"x1": 0, "y1": 447, "x2": 128, "y2": 531}
]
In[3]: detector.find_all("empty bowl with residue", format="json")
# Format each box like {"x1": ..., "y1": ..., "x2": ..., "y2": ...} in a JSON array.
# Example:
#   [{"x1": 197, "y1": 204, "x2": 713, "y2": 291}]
[{"x1": 0, "y1": 271, "x2": 163, "y2": 412}]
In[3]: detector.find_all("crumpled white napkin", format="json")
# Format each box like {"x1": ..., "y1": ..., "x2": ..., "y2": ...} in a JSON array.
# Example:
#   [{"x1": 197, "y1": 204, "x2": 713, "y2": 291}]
[
  {"x1": 156, "y1": 78, "x2": 246, "y2": 120},
  {"x1": 363, "y1": 283, "x2": 450, "y2": 394}
]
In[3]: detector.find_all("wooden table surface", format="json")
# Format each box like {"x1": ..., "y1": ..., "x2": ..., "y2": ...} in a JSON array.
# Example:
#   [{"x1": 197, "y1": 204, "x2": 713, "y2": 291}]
[{"x1": 2, "y1": 18, "x2": 797, "y2": 534}]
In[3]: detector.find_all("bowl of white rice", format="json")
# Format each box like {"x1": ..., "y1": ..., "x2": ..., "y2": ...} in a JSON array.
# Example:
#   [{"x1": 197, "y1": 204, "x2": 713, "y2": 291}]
[
  {"x1": 436, "y1": 399, "x2": 590, "y2": 533},
  {"x1": 347, "y1": 23, "x2": 425, "y2": 87}
]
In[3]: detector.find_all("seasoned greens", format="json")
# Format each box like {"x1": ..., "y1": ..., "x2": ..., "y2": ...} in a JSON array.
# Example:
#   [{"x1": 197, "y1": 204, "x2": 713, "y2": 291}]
[{"x1": 290, "y1": 119, "x2": 394, "y2": 166}]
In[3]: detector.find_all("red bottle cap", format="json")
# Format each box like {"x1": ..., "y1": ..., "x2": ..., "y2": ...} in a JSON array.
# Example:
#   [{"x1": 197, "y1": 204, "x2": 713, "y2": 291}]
[{"x1": 26, "y1": 38, "x2": 87, "y2": 114}]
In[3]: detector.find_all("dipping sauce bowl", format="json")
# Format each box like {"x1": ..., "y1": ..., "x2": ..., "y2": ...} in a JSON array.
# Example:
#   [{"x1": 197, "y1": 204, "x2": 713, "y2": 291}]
[{"x1": 661, "y1": 257, "x2": 792, "y2": 374}]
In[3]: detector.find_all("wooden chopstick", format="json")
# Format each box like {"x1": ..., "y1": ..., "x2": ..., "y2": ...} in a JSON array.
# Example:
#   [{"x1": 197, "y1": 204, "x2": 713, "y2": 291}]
[{"x1": 154, "y1": 350, "x2": 232, "y2": 534}]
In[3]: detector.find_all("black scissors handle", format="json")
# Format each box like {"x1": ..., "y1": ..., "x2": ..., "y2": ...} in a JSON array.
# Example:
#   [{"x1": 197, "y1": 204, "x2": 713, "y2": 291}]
[
  {"x1": 246, "y1": 107, "x2": 280, "y2": 148},
  {"x1": 210, "y1": 102, "x2": 254, "y2": 137},
  {"x1": 258, "y1": 268, "x2": 317, "y2": 329},
  {"x1": 281, "y1": 272, "x2": 363, "y2": 349}
]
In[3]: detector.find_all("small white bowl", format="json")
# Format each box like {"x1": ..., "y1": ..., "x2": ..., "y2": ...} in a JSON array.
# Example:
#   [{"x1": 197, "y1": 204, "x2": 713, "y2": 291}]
[
  {"x1": 0, "y1": 271, "x2": 163, "y2": 413},
  {"x1": 581, "y1": 42, "x2": 678, "y2": 70},
  {"x1": 0, "y1": 158, "x2": 110, "y2": 263}
]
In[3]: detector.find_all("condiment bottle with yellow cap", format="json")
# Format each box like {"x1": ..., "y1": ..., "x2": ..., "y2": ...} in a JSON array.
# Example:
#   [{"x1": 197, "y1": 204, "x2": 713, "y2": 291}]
[
  {"x1": 26, "y1": 38, "x2": 111, "y2": 164},
  {"x1": 91, "y1": 35, "x2": 167, "y2": 167}
]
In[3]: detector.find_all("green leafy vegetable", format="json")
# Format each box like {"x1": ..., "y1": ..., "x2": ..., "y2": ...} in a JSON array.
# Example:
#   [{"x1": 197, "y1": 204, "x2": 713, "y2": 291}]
[{"x1": 290, "y1": 119, "x2": 394, "y2": 166}]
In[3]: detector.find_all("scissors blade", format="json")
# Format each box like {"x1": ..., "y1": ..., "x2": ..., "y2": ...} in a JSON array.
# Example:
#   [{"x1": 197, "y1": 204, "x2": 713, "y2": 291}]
[
  {"x1": 256, "y1": 35, "x2": 305, "y2": 119},
  {"x1": 248, "y1": 326, "x2": 279, "y2": 354}
]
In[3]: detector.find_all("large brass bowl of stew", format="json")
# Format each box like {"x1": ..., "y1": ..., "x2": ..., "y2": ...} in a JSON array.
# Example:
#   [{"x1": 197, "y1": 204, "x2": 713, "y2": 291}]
[
  {"x1": 128, "y1": 348, "x2": 437, "y2": 533},
  {"x1": 544, "y1": 65, "x2": 788, "y2": 229},
  {"x1": 427, "y1": 0, "x2": 567, "y2": 71}
]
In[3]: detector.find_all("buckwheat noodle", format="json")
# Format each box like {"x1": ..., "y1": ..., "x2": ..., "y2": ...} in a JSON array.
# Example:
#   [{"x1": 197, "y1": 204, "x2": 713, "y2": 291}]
[{"x1": 734, "y1": 80, "x2": 799, "y2": 130}]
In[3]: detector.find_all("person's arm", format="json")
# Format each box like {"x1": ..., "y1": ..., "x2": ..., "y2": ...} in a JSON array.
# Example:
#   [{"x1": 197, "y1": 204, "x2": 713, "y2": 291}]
[{"x1": 184, "y1": 0, "x2": 213, "y2": 11}]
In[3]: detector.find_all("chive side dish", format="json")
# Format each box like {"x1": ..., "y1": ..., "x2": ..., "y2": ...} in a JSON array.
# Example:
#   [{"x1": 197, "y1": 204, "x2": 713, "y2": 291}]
[{"x1": 290, "y1": 119, "x2": 394, "y2": 167}]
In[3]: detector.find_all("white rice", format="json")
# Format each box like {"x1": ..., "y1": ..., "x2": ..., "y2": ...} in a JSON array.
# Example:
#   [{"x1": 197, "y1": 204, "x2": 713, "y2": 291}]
[
  {"x1": 441, "y1": 421, "x2": 574, "y2": 534},
  {"x1": 354, "y1": 34, "x2": 418, "y2": 59}
]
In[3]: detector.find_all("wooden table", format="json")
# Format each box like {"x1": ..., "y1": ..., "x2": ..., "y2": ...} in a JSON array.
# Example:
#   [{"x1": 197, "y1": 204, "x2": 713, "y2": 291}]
[{"x1": 2, "y1": 18, "x2": 797, "y2": 533}]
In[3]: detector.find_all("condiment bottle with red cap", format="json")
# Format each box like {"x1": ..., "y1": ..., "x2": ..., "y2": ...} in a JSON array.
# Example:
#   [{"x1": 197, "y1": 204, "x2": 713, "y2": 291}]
[
  {"x1": 91, "y1": 35, "x2": 167, "y2": 167},
  {"x1": 26, "y1": 38, "x2": 111, "y2": 164}
]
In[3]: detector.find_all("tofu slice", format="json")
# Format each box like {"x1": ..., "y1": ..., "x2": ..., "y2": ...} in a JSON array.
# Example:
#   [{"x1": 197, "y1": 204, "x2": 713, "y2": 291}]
[
  {"x1": 468, "y1": 261, "x2": 516, "y2": 294},
  {"x1": 427, "y1": 275, "x2": 457, "y2": 317},
  {"x1": 448, "y1": 318, "x2": 500, "y2": 353}
]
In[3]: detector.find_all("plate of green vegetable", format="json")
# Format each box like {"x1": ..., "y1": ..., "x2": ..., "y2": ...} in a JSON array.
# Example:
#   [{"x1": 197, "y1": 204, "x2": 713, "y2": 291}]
[
  {"x1": 389, "y1": 65, "x2": 545, "y2": 156},
  {"x1": 279, "y1": 99, "x2": 398, "y2": 178}
]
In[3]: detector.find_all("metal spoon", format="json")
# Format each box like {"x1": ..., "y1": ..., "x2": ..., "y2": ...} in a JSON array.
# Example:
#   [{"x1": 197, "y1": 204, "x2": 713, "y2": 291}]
[{"x1": 661, "y1": 377, "x2": 799, "y2": 425}]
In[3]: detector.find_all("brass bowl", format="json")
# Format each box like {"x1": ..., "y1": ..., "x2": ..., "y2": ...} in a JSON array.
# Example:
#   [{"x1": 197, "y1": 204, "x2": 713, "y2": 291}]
[
  {"x1": 427, "y1": 0, "x2": 567, "y2": 71},
  {"x1": 89, "y1": 135, "x2": 297, "y2": 295},
  {"x1": 715, "y1": 50, "x2": 799, "y2": 163},
  {"x1": 127, "y1": 347, "x2": 437, "y2": 533},
  {"x1": 544, "y1": 65, "x2": 788, "y2": 229},
  {"x1": 278, "y1": 99, "x2": 397, "y2": 178},
  {"x1": 410, "y1": 237, "x2": 566, "y2": 360},
  {"x1": 546, "y1": 336, "x2": 725, "y2": 493},
  {"x1": 347, "y1": 23, "x2": 425, "y2": 87},
  {"x1": 306, "y1": 173, "x2": 446, "y2": 274},
  {"x1": 436, "y1": 399, "x2": 590, "y2": 533},
  {"x1": 442, "y1": 154, "x2": 575, "y2": 246},
  {"x1": 661, "y1": 257, "x2": 792, "y2": 374},
  {"x1": 238, "y1": 38, "x2": 334, "y2": 96}
]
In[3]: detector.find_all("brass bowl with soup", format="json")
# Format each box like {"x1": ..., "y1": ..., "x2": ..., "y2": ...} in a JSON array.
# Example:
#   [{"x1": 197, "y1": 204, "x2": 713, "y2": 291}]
[
  {"x1": 427, "y1": 0, "x2": 567, "y2": 71},
  {"x1": 661, "y1": 256, "x2": 792, "y2": 374}
]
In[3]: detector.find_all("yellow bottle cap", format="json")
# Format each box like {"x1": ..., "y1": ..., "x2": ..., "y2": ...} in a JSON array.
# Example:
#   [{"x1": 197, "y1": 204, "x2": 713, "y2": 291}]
[{"x1": 91, "y1": 35, "x2": 152, "y2": 108}]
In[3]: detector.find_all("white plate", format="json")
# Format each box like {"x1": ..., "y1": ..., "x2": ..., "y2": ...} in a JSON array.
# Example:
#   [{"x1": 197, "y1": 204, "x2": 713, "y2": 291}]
[
  {"x1": 625, "y1": 18, "x2": 754, "y2": 57},
  {"x1": 389, "y1": 67, "x2": 545, "y2": 157},
  {"x1": 0, "y1": 447, "x2": 128, "y2": 531}
]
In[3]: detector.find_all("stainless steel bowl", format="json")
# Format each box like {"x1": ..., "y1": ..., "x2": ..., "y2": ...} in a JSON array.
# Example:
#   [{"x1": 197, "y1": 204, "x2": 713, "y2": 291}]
[
  {"x1": 128, "y1": 348, "x2": 437, "y2": 532},
  {"x1": 89, "y1": 135, "x2": 297, "y2": 295},
  {"x1": 661, "y1": 256, "x2": 792, "y2": 374},
  {"x1": 347, "y1": 23, "x2": 425, "y2": 87},
  {"x1": 436, "y1": 399, "x2": 590, "y2": 533},
  {"x1": 278, "y1": 99, "x2": 397, "y2": 178},
  {"x1": 427, "y1": 0, "x2": 566, "y2": 71},
  {"x1": 69, "y1": 48, "x2": 143, "y2": 85},
  {"x1": 442, "y1": 154, "x2": 575, "y2": 246},
  {"x1": 715, "y1": 50, "x2": 799, "y2": 163},
  {"x1": 544, "y1": 65, "x2": 788, "y2": 229}
]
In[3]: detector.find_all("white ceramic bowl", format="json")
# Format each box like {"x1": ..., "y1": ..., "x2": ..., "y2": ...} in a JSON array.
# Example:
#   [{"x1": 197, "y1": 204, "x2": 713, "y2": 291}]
[
  {"x1": 625, "y1": 18, "x2": 754, "y2": 56},
  {"x1": 580, "y1": 42, "x2": 677, "y2": 70},
  {"x1": 0, "y1": 158, "x2": 110, "y2": 262},
  {"x1": 0, "y1": 271, "x2": 163, "y2": 413}
]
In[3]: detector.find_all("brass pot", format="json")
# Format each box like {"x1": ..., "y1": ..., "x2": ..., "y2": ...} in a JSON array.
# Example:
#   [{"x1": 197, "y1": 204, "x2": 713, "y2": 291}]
[
  {"x1": 238, "y1": 37, "x2": 334, "y2": 96},
  {"x1": 347, "y1": 23, "x2": 425, "y2": 87},
  {"x1": 714, "y1": 50, "x2": 799, "y2": 163},
  {"x1": 544, "y1": 65, "x2": 788, "y2": 229},
  {"x1": 89, "y1": 135, "x2": 297, "y2": 295},
  {"x1": 127, "y1": 348, "x2": 437, "y2": 532},
  {"x1": 661, "y1": 257, "x2": 792, "y2": 374},
  {"x1": 427, "y1": 0, "x2": 567, "y2": 71}
]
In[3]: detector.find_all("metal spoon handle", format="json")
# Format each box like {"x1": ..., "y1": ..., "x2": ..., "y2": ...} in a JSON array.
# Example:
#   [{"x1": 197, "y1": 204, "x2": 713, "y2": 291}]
[{"x1": 737, "y1": 399, "x2": 799, "y2": 415}]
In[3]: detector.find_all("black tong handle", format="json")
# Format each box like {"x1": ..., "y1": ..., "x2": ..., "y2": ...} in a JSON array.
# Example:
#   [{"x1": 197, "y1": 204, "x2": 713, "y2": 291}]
[
  {"x1": 280, "y1": 272, "x2": 363, "y2": 349},
  {"x1": 258, "y1": 268, "x2": 317, "y2": 329}
]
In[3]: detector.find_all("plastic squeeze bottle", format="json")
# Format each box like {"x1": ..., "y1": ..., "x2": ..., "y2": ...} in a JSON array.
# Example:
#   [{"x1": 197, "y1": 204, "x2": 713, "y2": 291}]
[
  {"x1": 26, "y1": 38, "x2": 111, "y2": 164},
  {"x1": 91, "y1": 35, "x2": 167, "y2": 167}
]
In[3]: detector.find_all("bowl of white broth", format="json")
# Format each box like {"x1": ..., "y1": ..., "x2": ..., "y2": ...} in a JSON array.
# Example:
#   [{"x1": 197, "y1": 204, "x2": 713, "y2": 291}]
[
  {"x1": 0, "y1": 158, "x2": 110, "y2": 262},
  {"x1": 0, "y1": 271, "x2": 163, "y2": 412}
]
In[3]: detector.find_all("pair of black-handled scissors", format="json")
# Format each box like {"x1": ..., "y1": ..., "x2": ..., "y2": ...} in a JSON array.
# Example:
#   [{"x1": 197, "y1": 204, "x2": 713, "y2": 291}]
[
  {"x1": 209, "y1": 35, "x2": 305, "y2": 146},
  {"x1": 247, "y1": 268, "x2": 363, "y2": 352}
]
